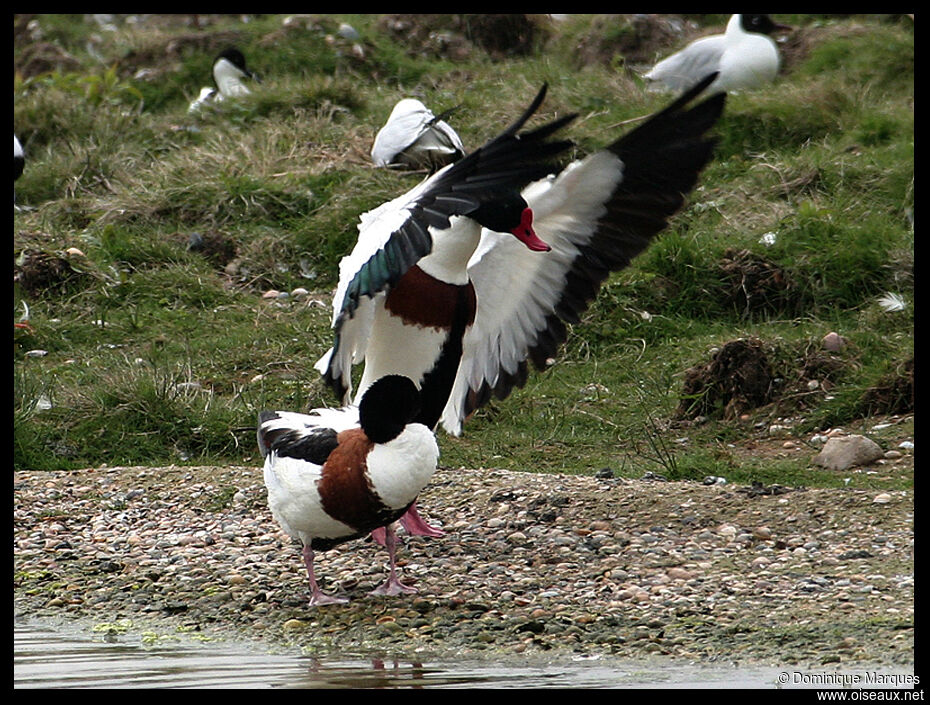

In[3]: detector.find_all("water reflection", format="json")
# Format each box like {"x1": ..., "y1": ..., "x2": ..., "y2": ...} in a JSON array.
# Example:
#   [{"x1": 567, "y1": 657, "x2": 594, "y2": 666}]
[
  {"x1": 13, "y1": 618, "x2": 914, "y2": 689},
  {"x1": 14, "y1": 618, "x2": 641, "y2": 689}
]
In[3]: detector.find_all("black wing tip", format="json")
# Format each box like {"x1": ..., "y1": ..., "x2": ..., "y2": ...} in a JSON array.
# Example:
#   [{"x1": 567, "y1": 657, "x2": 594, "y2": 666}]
[{"x1": 502, "y1": 83, "x2": 549, "y2": 136}]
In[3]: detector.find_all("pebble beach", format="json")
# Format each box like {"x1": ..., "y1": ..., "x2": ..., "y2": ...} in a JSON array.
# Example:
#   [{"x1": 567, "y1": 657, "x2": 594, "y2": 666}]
[{"x1": 14, "y1": 463, "x2": 914, "y2": 670}]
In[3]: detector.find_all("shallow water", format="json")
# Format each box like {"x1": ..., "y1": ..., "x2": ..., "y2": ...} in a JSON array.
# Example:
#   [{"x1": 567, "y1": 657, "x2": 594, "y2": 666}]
[{"x1": 13, "y1": 617, "x2": 914, "y2": 689}]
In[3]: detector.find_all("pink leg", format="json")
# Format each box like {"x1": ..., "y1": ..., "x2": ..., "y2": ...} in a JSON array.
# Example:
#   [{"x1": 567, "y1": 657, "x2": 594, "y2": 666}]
[
  {"x1": 369, "y1": 525, "x2": 417, "y2": 597},
  {"x1": 370, "y1": 501, "x2": 444, "y2": 547},
  {"x1": 302, "y1": 545, "x2": 347, "y2": 607},
  {"x1": 399, "y1": 501, "x2": 444, "y2": 537},
  {"x1": 370, "y1": 526, "x2": 387, "y2": 546}
]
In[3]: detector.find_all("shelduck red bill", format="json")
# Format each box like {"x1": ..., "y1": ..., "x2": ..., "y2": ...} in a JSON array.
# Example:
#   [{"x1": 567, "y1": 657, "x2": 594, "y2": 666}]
[{"x1": 511, "y1": 207, "x2": 550, "y2": 252}]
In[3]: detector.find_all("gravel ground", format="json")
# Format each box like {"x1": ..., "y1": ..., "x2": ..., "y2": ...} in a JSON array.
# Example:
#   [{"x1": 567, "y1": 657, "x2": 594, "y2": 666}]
[{"x1": 13, "y1": 463, "x2": 914, "y2": 670}]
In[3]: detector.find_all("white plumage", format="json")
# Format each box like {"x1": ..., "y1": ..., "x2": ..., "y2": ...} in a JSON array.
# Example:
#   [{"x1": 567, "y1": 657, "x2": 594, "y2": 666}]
[
  {"x1": 188, "y1": 48, "x2": 257, "y2": 114},
  {"x1": 14, "y1": 134, "x2": 24, "y2": 182},
  {"x1": 371, "y1": 98, "x2": 465, "y2": 171},
  {"x1": 644, "y1": 14, "x2": 791, "y2": 94}
]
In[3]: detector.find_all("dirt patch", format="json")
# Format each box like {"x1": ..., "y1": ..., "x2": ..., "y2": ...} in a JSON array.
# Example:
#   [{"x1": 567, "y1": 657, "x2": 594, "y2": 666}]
[
  {"x1": 569, "y1": 14, "x2": 697, "y2": 69},
  {"x1": 376, "y1": 14, "x2": 540, "y2": 61},
  {"x1": 676, "y1": 334, "x2": 873, "y2": 420},
  {"x1": 169, "y1": 230, "x2": 239, "y2": 269},
  {"x1": 859, "y1": 357, "x2": 914, "y2": 416},
  {"x1": 14, "y1": 247, "x2": 99, "y2": 297},
  {"x1": 719, "y1": 247, "x2": 796, "y2": 317},
  {"x1": 677, "y1": 338, "x2": 775, "y2": 420}
]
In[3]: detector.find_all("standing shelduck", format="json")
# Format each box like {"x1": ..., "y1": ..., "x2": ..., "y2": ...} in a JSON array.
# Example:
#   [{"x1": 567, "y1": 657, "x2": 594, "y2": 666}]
[
  {"x1": 370, "y1": 98, "x2": 466, "y2": 172},
  {"x1": 644, "y1": 14, "x2": 791, "y2": 94},
  {"x1": 258, "y1": 375, "x2": 439, "y2": 606}
]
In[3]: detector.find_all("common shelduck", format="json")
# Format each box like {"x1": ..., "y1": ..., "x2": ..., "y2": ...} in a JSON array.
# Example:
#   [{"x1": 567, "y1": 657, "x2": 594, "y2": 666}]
[
  {"x1": 317, "y1": 74, "x2": 725, "y2": 438},
  {"x1": 644, "y1": 14, "x2": 791, "y2": 94},
  {"x1": 258, "y1": 374, "x2": 439, "y2": 606},
  {"x1": 314, "y1": 77, "x2": 723, "y2": 538},
  {"x1": 188, "y1": 48, "x2": 257, "y2": 113},
  {"x1": 14, "y1": 134, "x2": 24, "y2": 182},
  {"x1": 371, "y1": 98, "x2": 466, "y2": 172}
]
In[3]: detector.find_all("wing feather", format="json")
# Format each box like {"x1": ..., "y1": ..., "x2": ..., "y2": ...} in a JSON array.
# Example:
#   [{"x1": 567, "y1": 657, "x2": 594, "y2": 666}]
[
  {"x1": 439, "y1": 77, "x2": 725, "y2": 434},
  {"x1": 317, "y1": 84, "x2": 578, "y2": 402}
]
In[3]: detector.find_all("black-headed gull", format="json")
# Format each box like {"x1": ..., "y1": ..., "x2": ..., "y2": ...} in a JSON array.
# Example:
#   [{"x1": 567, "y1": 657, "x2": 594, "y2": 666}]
[
  {"x1": 188, "y1": 48, "x2": 258, "y2": 113},
  {"x1": 371, "y1": 98, "x2": 466, "y2": 172},
  {"x1": 644, "y1": 14, "x2": 791, "y2": 94}
]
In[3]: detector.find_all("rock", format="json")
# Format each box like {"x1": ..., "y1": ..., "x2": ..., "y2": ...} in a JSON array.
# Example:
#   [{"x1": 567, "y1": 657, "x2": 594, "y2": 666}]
[
  {"x1": 812, "y1": 434, "x2": 884, "y2": 471},
  {"x1": 282, "y1": 618, "x2": 306, "y2": 631},
  {"x1": 872, "y1": 493, "x2": 893, "y2": 504},
  {"x1": 337, "y1": 23, "x2": 359, "y2": 40},
  {"x1": 822, "y1": 332, "x2": 847, "y2": 352}
]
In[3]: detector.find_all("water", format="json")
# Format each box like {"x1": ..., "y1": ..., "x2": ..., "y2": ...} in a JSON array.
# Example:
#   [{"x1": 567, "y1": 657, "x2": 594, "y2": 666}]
[{"x1": 13, "y1": 618, "x2": 912, "y2": 689}]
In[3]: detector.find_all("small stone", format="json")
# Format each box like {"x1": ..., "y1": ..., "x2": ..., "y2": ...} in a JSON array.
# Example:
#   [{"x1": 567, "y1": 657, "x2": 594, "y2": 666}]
[
  {"x1": 283, "y1": 619, "x2": 307, "y2": 631},
  {"x1": 822, "y1": 332, "x2": 847, "y2": 352},
  {"x1": 872, "y1": 493, "x2": 893, "y2": 504}
]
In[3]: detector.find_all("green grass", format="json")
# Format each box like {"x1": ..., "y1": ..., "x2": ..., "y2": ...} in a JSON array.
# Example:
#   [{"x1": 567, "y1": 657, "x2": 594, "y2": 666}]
[{"x1": 14, "y1": 14, "x2": 913, "y2": 491}]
